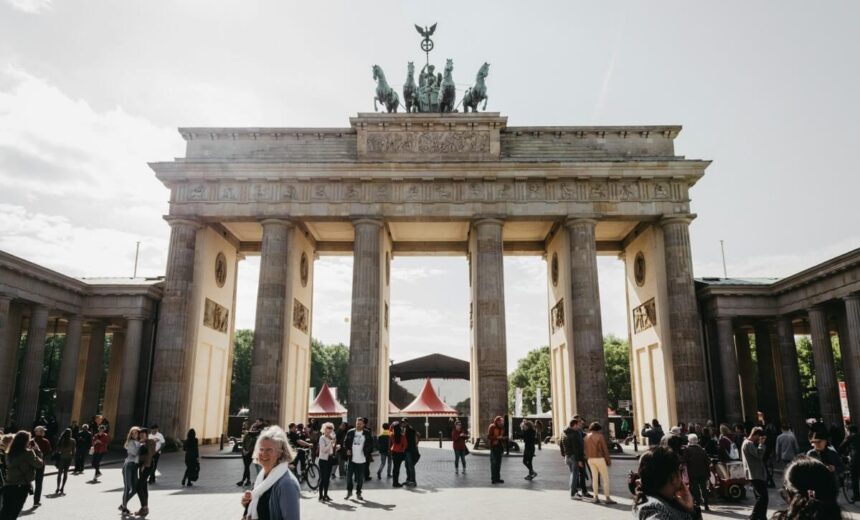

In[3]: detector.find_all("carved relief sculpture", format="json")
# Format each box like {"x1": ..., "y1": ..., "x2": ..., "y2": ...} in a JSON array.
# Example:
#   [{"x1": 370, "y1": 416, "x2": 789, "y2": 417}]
[
  {"x1": 293, "y1": 298, "x2": 310, "y2": 333},
  {"x1": 300, "y1": 252, "x2": 309, "y2": 288},
  {"x1": 203, "y1": 298, "x2": 229, "y2": 333},
  {"x1": 366, "y1": 131, "x2": 490, "y2": 154},
  {"x1": 215, "y1": 252, "x2": 227, "y2": 288},
  {"x1": 632, "y1": 298, "x2": 657, "y2": 334},
  {"x1": 550, "y1": 298, "x2": 565, "y2": 334}
]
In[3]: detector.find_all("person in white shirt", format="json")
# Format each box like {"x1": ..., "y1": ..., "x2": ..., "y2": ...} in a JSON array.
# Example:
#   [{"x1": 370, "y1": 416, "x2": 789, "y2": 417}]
[
  {"x1": 148, "y1": 424, "x2": 165, "y2": 484},
  {"x1": 344, "y1": 418, "x2": 373, "y2": 501},
  {"x1": 317, "y1": 423, "x2": 336, "y2": 502}
]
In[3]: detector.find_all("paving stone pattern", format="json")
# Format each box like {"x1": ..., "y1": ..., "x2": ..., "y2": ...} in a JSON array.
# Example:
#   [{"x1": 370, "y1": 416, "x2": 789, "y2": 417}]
[{"x1": 18, "y1": 443, "x2": 860, "y2": 519}]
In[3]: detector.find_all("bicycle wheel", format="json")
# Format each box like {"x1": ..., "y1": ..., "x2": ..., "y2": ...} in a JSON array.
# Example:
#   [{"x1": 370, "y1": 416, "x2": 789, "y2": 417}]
[
  {"x1": 843, "y1": 473, "x2": 855, "y2": 503},
  {"x1": 305, "y1": 463, "x2": 320, "y2": 491}
]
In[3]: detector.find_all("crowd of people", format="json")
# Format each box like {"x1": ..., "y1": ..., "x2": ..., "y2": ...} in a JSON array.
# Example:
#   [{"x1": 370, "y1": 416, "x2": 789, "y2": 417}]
[{"x1": 630, "y1": 417, "x2": 858, "y2": 519}]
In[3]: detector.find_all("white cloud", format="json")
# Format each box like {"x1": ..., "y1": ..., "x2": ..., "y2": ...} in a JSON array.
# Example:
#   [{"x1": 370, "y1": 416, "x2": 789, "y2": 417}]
[{"x1": 6, "y1": 0, "x2": 51, "y2": 14}]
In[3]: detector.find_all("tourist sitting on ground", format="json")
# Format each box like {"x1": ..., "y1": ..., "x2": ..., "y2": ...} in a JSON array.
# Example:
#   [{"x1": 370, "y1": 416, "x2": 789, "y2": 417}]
[
  {"x1": 240, "y1": 425, "x2": 300, "y2": 520},
  {"x1": 633, "y1": 446, "x2": 695, "y2": 520},
  {"x1": 0, "y1": 431, "x2": 44, "y2": 519},
  {"x1": 584, "y1": 422, "x2": 615, "y2": 505},
  {"x1": 772, "y1": 456, "x2": 844, "y2": 519}
]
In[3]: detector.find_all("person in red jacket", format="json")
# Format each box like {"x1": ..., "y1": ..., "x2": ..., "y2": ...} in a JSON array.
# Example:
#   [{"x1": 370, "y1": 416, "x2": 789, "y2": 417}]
[
  {"x1": 452, "y1": 420, "x2": 468, "y2": 474},
  {"x1": 488, "y1": 416, "x2": 507, "y2": 484},
  {"x1": 388, "y1": 422, "x2": 408, "y2": 487},
  {"x1": 92, "y1": 425, "x2": 109, "y2": 480}
]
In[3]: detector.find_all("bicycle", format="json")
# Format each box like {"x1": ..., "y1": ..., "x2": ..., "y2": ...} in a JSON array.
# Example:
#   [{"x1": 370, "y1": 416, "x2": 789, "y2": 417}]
[
  {"x1": 841, "y1": 456, "x2": 856, "y2": 504},
  {"x1": 293, "y1": 447, "x2": 320, "y2": 491}
]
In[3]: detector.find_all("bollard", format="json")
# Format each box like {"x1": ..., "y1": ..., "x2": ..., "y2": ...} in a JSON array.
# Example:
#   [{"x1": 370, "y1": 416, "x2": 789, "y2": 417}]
[
  {"x1": 633, "y1": 433, "x2": 638, "y2": 452},
  {"x1": 439, "y1": 430, "x2": 443, "y2": 448},
  {"x1": 220, "y1": 433, "x2": 225, "y2": 451}
]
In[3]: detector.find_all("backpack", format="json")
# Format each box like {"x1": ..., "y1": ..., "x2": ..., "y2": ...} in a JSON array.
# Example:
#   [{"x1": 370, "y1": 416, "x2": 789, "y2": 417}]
[{"x1": 729, "y1": 442, "x2": 740, "y2": 460}]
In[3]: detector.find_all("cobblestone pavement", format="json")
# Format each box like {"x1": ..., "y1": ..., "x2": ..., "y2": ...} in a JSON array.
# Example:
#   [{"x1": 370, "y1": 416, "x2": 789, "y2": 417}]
[{"x1": 16, "y1": 443, "x2": 860, "y2": 519}]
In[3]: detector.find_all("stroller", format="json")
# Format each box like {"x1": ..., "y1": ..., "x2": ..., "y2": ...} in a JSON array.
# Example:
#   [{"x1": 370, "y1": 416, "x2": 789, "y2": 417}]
[{"x1": 627, "y1": 457, "x2": 747, "y2": 502}]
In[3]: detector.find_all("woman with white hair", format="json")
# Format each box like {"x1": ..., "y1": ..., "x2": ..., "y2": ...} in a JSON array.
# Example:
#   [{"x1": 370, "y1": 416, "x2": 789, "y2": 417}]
[{"x1": 240, "y1": 426, "x2": 301, "y2": 519}]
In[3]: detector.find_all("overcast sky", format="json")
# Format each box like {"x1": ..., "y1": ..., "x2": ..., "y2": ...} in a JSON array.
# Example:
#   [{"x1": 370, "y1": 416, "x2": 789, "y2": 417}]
[{"x1": 1, "y1": 1, "x2": 858, "y2": 370}]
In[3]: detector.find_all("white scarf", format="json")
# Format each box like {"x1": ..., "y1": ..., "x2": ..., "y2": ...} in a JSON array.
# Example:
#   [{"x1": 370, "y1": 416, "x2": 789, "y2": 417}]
[{"x1": 245, "y1": 461, "x2": 290, "y2": 519}]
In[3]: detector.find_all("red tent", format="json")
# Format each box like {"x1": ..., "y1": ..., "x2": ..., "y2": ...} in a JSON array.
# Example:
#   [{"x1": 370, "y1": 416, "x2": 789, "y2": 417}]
[
  {"x1": 399, "y1": 379, "x2": 457, "y2": 416},
  {"x1": 308, "y1": 384, "x2": 347, "y2": 417},
  {"x1": 389, "y1": 401, "x2": 401, "y2": 415}
]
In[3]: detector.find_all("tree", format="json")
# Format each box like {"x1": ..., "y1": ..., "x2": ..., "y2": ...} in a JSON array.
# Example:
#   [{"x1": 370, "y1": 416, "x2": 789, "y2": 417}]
[
  {"x1": 310, "y1": 339, "x2": 350, "y2": 405},
  {"x1": 508, "y1": 346, "x2": 550, "y2": 415},
  {"x1": 229, "y1": 329, "x2": 253, "y2": 414},
  {"x1": 795, "y1": 334, "x2": 843, "y2": 420},
  {"x1": 604, "y1": 335, "x2": 632, "y2": 412}
]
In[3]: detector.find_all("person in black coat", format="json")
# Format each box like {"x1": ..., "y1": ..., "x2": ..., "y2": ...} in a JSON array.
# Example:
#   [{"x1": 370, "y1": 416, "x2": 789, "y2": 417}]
[
  {"x1": 521, "y1": 420, "x2": 537, "y2": 480},
  {"x1": 343, "y1": 417, "x2": 373, "y2": 500},
  {"x1": 181, "y1": 429, "x2": 200, "y2": 487}
]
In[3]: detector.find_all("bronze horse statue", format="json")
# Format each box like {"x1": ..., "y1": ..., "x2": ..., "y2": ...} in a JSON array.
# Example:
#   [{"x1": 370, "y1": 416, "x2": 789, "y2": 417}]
[
  {"x1": 463, "y1": 62, "x2": 489, "y2": 113},
  {"x1": 439, "y1": 58, "x2": 456, "y2": 113},
  {"x1": 372, "y1": 64, "x2": 399, "y2": 113},
  {"x1": 403, "y1": 62, "x2": 418, "y2": 113}
]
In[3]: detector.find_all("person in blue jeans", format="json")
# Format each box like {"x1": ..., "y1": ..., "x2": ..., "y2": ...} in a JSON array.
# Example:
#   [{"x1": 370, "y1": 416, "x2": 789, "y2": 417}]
[{"x1": 376, "y1": 423, "x2": 391, "y2": 479}]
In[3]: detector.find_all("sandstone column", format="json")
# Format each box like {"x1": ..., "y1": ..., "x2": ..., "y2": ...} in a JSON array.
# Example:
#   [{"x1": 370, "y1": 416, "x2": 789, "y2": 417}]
[
  {"x1": 469, "y1": 219, "x2": 509, "y2": 439},
  {"x1": 716, "y1": 317, "x2": 743, "y2": 424},
  {"x1": 115, "y1": 317, "x2": 144, "y2": 437},
  {"x1": 754, "y1": 321, "x2": 781, "y2": 425},
  {"x1": 0, "y1": 296, "x2": 21, "y2": 423},
  {"x1": 149, "y1": 218, "x2": 201, "y2": 440},
  {"x1": 808, "y1": 306, "x2": 841, "y2": 427},
  {"x1": 566, "y1": 218, "x2": 608, "y2": 429},
  {"x1": 250, "y1": 219, "x2": 292, "y2": 423},
  {"x1": 80, "y1": 321, "x2": 106, "y2": 420},
  {"x1": 840, "y1": 294, "x2": 860, "y2": 422},
  {"x1": 17, "y1": 305, "x2": 50, "y2": 424},
  {"x1": 776, "y1": 316, "x2": 807, "y2": 444},
  {"x1": 56, "y1": 315, "x2": 84, "y2": 428},
  {"x1": 734, "y1": 330, "x2": 757, "y2": 421},
  {"x1": 660, "y1": 216, "x2": 709, "y2": 424},
  {"x1": 348, "y1": 219, "x2": 384, "y2": 429},
  {"x1": 101, "y1": 329, "x2": 125, "y2": 427}
]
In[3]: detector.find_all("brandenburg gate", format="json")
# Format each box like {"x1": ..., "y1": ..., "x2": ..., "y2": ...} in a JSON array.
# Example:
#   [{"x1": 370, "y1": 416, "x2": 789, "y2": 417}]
[{"x1": 147, "y1": 111, "x2": 711, "y2": 442}]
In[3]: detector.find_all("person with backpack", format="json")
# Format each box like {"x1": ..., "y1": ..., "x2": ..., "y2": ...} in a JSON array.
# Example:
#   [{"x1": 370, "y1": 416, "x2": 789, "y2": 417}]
[
  {"x1": 560, "y1": 418, "x2": 585, "y2": 499},
  {"x1": 0, "y1": 431, "x2": 43, "y2": 519}
]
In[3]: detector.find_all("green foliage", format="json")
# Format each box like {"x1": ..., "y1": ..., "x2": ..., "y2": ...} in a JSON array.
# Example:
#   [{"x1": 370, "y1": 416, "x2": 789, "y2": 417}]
[
  {"x1": 604, "y1": 335, "x2": 632, "y2": 411},
  {"x1": 454, "y1": 397, "x2": 470, "y2": 416},
  {"x1": 508, "y1": 346, "x2": 550, "y2": 415},
  {"x1": 229, "y1": 329, "x2": 254, "y2": 414},
  {"x1": 310, "y1": 338, "x2": 350, "y2": 404}
]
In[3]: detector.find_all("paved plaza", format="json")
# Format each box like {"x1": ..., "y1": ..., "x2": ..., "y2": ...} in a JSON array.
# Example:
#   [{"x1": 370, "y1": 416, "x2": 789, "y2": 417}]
[{"x1": 15, "y1": 443, "x2": 860, "y2": 519}]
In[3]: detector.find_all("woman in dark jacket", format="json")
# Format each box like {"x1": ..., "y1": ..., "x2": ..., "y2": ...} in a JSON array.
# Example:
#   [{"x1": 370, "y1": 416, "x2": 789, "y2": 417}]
[
  {"x1": 54, "y1": 428, "x2": 75, "y2": 495},
  {"x1": 389, "y1": 422, "x2": 408, "y2": 487},
  {"x1": 633, "y1": 446, "x2": 695, "y2": 520},
  {"x1": 521, "y1": 420, "x2": 537, "y2": 480},
  {"x1": 181, "y1": 429, "x2": 199, "y2": 487},
  {"x1": 0, "y1": 431, "x2": 44, "y2": 519}
]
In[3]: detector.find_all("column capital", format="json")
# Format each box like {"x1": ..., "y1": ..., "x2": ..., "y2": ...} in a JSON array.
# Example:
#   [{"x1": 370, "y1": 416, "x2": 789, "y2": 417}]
[
  {"x1": 715, "y1": 315, "x2": 735, "y2": 324},
  {"x1": 259, "y1": 218, "x2": 294, "y2": 228},
  {"x1": 123, "y1": 315, "x2": 147, "y2": 323},
  {"x1": 844, "y1": 293, "x2": 860, "y2": 303},
  {"x1": 163, "y1": 216, "x2": 203, "y2": 229},
  {"x1": 352, "y1": 218, "x2": 384, "y2": 228},
  {"x1": 659, "y1": 213, "x2": 697, "y2": 227},
  {"x1": 472, "y1": 217, "x2": 505, "y2": 228},
  {"x1": 0, "y1": 293, "x2": 12, "y2": 303},
  {"x1": 564, "y1": 215, "x2": 600, "y2": 228}
]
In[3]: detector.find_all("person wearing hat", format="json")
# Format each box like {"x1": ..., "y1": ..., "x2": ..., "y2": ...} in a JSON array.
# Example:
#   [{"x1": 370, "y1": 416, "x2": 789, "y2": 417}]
[
  {"x1": 742, "y1": 427, "x2": 768, "y2": 520},
  {"x1": 806, "y1": 430, "x2": 844, "y2": 476}
]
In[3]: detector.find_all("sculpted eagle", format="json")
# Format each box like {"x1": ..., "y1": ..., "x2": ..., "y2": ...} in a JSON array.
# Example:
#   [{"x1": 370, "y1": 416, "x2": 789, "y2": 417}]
[{"x1": 415, "y1": 23, "x2": 437, "y2": 38}]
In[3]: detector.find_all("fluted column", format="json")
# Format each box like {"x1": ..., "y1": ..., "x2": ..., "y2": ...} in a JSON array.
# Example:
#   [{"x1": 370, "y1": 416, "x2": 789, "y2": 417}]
[
  {"x1": 469, "y1": 218, "x2": 508, "y2": 440},
  {"x1": 56, "y1": 315, "x2": 83, "y2": 428},
  {"x1": 115, "y1": 318, "x2": 144, "y2": 438},
  {"x1": 249, "y1": 219, "x2": 293, "y2": 423},
  {"x1": 716, "y1": 317, "x2": 743, "y2": 424},
  {"x1": 348, "y1": 219, "x2": 384, "y2": 429},
  {"x1": 841, "y1": 295, "x2": 860, "y2": 422},
  {"x1": 754, "y1": 321, "x2": 781, "y2": 425},
  {"x1": 149, "y1": 217, "x2": 201, "y2": 440},
  {"x1": 734, "y1": 330, "x2": 757, "y2": 421},
  {"x1": 776, "y1": 316, "x2": 807, "y2": 445},
  {"x1": 808, "y1": 306, "x2": 841, "y2": 427},
  {"x1": 0, "y1": 296, "x2": 21, "y2": 423},
  {"x1": 566, "y1": 218, "x2": 608, "y2": 429},
  {"x1": 80, "y1": 321, "x2": 106, "y2": 420},
  {"x1": 17, "y1": 305, "x2": 50, "y2": 425},
  {"x1": 660, "y1": 216, "x2": 709, "y2": 424}
]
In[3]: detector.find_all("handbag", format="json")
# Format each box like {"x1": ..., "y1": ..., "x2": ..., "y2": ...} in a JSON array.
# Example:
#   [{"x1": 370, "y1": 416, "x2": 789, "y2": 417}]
[
  {"x1": 88, "y1": 447, "x2": 94, "y2": 456},
  {"x1": 464, "y1": 446, "x2": 470, "y2": 456}
]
